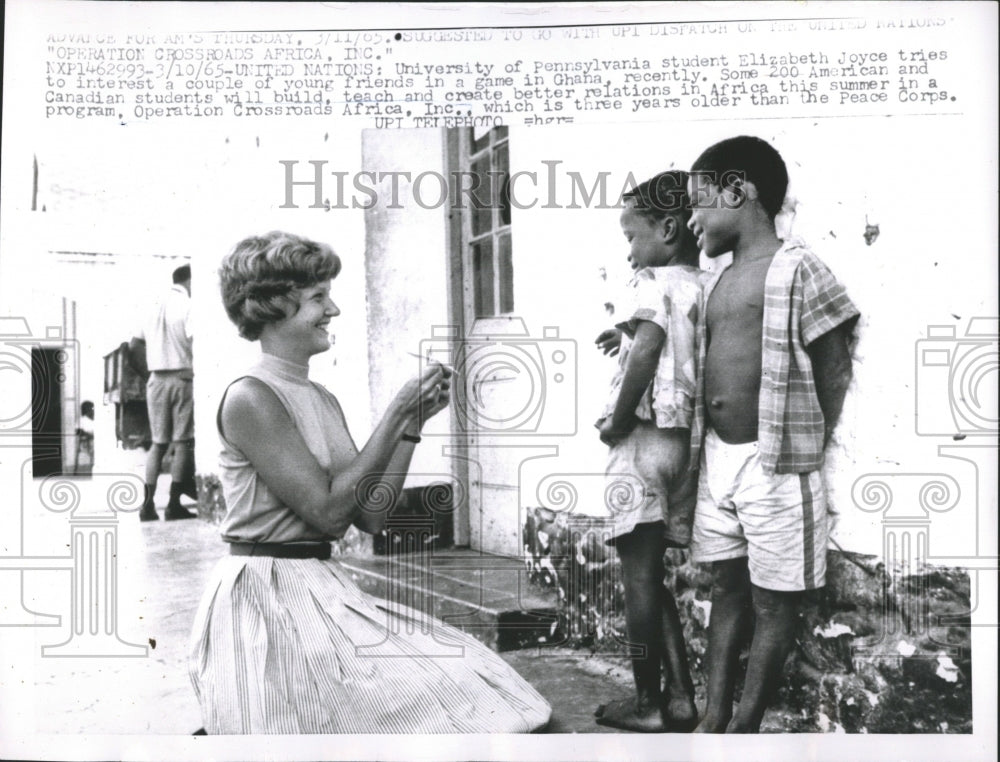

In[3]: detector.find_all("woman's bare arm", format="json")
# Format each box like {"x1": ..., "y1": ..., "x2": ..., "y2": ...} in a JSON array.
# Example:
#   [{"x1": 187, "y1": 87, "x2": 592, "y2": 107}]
[{"x1": 221, "y1": 364, "x2": 449, "y2": 537}]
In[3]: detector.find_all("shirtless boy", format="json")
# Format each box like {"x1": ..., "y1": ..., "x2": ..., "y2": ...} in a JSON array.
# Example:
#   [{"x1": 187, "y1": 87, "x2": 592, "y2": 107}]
[{"x1": 685, "y1": 136, "x2": 859, "y2": 733}]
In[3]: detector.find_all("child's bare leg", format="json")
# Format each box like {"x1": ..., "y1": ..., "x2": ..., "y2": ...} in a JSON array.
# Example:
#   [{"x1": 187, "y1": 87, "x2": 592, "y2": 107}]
[
  {"x1": 660, "y1": 582, "x2": 697, "y2": 728},
  {"x1": 694, "y1": 557, "x2": 752, "y2": 733},
  {"x1": 595, "y1": 523, "x2": 667, "y2": 731},
  {"x1": 725, "y1": 585, "x2": 800, "y2": 733}
]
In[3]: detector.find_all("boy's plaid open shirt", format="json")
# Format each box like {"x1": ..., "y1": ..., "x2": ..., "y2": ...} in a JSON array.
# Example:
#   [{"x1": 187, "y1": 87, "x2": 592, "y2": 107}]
[{"x1": 690, "y1": 238, "x2": 860, "y2": 475}]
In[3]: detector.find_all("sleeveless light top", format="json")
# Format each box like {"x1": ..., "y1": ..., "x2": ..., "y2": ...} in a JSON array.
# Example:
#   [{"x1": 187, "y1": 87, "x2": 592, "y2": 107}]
[{"x1": 217, "y1": 353, "x2": 359, "y2": 543}]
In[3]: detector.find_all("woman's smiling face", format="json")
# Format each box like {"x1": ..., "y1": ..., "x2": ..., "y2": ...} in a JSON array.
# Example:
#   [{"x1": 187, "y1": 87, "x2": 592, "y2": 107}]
[{"x1": 270, "y1": 280, "x2": 340, "y2": 359}]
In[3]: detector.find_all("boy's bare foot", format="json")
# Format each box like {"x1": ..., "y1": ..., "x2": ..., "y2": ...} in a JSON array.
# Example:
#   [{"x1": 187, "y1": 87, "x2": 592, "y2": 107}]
[
  {"x1": 594, "y1": 696, "x2": 665, "y2": 732},
  {"x1": 693, "y1": 713, "x2": 731, "y2": 733},
  {"x1": 662, "y1": 696, "x2": 698, "y2": 732},
  {"x1": 724, "y1": 715, "x2": 760, "y2": 733}
]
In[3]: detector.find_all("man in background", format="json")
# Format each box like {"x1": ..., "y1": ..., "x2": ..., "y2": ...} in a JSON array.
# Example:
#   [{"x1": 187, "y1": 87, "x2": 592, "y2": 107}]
[{"x1": 130, "y1": 264, "x2": 196, "y2": 521}]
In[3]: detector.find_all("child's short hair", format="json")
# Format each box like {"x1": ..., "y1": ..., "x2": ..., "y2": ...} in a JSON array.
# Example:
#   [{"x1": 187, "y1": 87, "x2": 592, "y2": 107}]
[
  {"x1": 172, "y1": 264, "x2": 191, "y2": 284},
  {"x1": 219, "y1": 231, "x2": 341, "y2": 341},
  {"x1": 623, "y1": 170, "x2": 691, "y2": 225},
  {"x1": 691, "y1": 136, "x2": 788, "y2": 220}
]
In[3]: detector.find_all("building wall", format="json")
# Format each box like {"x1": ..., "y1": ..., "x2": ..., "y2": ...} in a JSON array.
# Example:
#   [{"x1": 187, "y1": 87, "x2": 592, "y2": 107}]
[{"x1": 360, "y1": 129, "x2": 453, "y2": 480}]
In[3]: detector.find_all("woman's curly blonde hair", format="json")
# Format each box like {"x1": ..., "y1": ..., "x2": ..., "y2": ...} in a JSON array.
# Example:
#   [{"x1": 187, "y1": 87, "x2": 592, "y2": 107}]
[{"x1": 219, "y1": 231, "x2": 341, "y2": 341}]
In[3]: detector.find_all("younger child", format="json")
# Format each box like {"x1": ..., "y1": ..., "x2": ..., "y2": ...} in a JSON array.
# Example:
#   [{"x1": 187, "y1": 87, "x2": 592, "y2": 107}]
[{"x1": 593, "y1": 171, "x2": 704, "y2": 732}]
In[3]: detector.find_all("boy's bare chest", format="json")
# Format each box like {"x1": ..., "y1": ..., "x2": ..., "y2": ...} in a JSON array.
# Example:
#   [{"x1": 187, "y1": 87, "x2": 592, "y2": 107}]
[{"x1": 707, "y1": 258, "x2": 772, "y2": 329}]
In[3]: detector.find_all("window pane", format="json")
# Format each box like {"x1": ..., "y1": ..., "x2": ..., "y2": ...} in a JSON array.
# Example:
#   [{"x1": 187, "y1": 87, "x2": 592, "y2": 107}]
[
  {"x1": 494, "y1": 146, "x2": 511, "y2": 227},
  {"x1": 472, "y1": 128, "x2": 491, "y2": 153},
  {"x1": 472, "y1": 238, "x2": 495, "y2": 317},
  {"x1": 470, "y1": 154, "x2": 493, "y2": 236},
  {"x1": 498, "y1": 231, "x2": 513, "y2": 314}
]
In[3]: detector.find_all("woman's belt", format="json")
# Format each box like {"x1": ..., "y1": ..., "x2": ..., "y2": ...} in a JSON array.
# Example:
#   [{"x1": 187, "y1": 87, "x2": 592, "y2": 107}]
[{"x1": 228, "y1": 541, "x2": 332, "y2": 560}]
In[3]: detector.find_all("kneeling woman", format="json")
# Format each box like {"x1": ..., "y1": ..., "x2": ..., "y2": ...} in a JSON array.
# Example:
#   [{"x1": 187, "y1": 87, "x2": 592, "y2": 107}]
[{"x1": 189, "y1": 231, "x2": 551, "y2": 734}]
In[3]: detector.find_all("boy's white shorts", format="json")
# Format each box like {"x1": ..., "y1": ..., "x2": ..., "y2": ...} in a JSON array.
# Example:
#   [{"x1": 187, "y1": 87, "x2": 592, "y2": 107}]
[{"x1": 690, "y1": 428, "x2": 831, "y2": 592}]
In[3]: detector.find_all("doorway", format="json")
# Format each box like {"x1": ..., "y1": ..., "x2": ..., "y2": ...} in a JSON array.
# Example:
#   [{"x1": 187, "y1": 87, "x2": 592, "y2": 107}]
[{"x1": 31, "y1": 347, "x2": 65, "y2": 477}]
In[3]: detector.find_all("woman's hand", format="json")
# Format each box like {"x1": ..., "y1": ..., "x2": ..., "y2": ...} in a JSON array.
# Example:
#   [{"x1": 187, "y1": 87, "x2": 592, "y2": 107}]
[{"x1": 393, "y1": 362, "x2": 452, "y2": 429}]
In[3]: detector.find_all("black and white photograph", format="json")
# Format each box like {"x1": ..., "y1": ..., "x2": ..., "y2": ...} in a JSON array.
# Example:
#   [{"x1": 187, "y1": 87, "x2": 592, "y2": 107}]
[{"x1": 0, "y1": 2, "x2": 996, "y2": 761}]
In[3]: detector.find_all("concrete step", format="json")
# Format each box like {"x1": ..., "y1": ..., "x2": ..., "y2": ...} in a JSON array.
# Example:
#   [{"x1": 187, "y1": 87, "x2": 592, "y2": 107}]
[{"x1": 338, "y1": 549, "x2": 562, "y2": 652}]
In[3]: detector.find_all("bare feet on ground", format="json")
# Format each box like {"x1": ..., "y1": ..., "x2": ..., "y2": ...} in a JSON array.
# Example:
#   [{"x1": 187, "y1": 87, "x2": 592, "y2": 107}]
[
  {"x1": 595, "y1": 696, "x2": 698, "y2": 733},
  {"x1": 595, "y1": 696, "x2": 665, "y2": 732}
]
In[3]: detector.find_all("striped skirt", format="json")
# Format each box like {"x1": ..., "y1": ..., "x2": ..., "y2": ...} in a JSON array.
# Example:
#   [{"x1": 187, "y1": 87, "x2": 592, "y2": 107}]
[{"x1": 188, "y1": 556, "x2": 551, "y2": 734}]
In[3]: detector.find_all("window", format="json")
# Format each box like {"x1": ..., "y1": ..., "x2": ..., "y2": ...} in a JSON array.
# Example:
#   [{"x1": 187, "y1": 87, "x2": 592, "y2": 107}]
[{"x1": 463, "y1": 127, "x2": 512, "y2": 317}]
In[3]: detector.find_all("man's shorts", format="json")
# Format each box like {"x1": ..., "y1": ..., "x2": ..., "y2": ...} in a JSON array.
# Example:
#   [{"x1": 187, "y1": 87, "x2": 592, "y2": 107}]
[
  {"x1": 146, "y1": 370, "x2": 194, "y2": 444},
  {"x1": 690, "y1": 428, "x2": 830, "y2": 591}
]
